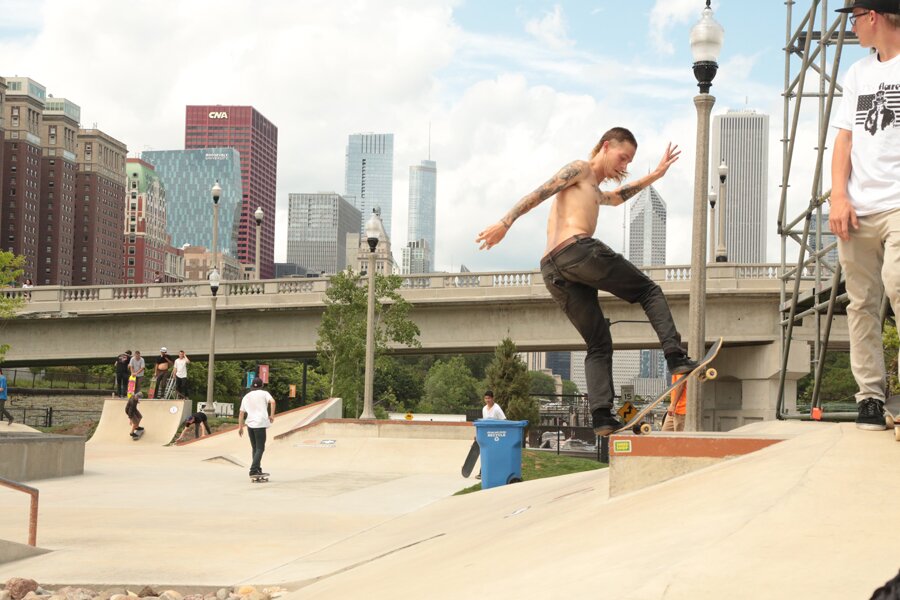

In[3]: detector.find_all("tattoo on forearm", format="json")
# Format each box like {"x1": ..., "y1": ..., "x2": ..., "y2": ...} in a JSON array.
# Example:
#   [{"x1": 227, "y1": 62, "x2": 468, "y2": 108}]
[{"x1": 618, "y1": 185, "x2": 641, "y2": 202}]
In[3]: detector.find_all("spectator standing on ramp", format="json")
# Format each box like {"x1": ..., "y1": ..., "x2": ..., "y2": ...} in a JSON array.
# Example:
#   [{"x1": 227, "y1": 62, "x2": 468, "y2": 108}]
[
  {"x1": 238, "y1": 377, "x2": 276, "y2": 478},
  {"x1": 153, "y1": 347, "x2": 174, "y2": 397},
  {"x1": 125, "y1": 391, "x2": 144, "y2": 438},
  {"x1": 829, "y1": 0, "x2": 900, "y2": 430},
  {"x1": 114, "y1": 350, "x2": 131, "y2": 398},
  {"x1": 476, "y1": 127, "x2": 697, "y2": 436},
  {"x1": 173, "y1": 350, "x2": 190, "y2": 400},
  {"x1": 0, "y1": 368, "x2": 12, "y2": 425},
  {"x1": 129, "y1": 351, "x2": 146, "y2": 394}
]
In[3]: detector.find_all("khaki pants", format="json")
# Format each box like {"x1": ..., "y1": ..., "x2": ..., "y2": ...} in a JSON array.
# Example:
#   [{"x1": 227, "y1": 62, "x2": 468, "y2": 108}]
[
  {"x1": 837, "y1": 207, "x2": 900, "y2": 402},
  {"x1": 662, "y1": 412, "x2": 685, "y2": 432}
]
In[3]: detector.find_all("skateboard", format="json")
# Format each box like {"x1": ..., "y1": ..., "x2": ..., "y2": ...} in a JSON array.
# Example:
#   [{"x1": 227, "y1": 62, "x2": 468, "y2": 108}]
[
  {"x1": 250, "y1": 473, "x2": 270, "y2": 483},
  {"x1": 132, "y1": 427, "x2": 145, "y2": 441},
  {"x1": 884, "y1": 396, "x2": 900, "y2": 442},
  {"x1": 460, "y1": 441, "x2": 480, "y2": 478},
  {"x1": 612, "y1": 337, "x2": 723, "y2": 436},
  {"x1": 127, "y1": 375, "x2": 136, "y2": 399}
]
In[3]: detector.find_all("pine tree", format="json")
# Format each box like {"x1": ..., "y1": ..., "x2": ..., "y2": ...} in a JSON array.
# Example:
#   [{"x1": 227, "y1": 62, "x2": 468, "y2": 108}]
[{"x1": 484, "y1": 338, "x2": 538, "y2": 425}]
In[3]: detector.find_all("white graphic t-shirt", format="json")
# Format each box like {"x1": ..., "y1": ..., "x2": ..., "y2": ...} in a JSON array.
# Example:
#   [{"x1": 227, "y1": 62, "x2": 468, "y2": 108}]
[{"x1": 833, "y1": 51, "x2": 900, "y2": 216}]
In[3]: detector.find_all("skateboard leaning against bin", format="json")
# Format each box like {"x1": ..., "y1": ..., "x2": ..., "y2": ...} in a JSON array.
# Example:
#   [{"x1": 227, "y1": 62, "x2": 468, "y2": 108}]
[
  {"x1": 612, "y1": 337, "x2": 723, "y2": 436},
  {"x1": 460, "y1": 441, "x2": 480, "y2": 478}
]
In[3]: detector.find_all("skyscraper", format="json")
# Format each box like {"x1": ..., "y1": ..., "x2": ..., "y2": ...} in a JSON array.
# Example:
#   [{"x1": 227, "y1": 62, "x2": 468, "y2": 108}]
[
  {"x1": 184, "y1": 106, "x2": 278, "y2": 278},
  {"x1": 407, "y1": 159, "x2": 436, "y2": 272},
  {"x1": 287, "y1": 192, "x2": 361, "y2": 275},
  {"x1": 345, "y1": 133, "x2": 394, "y2": 238},
  {"x1": 141, "y1": 149, "x2": 243, "y2": 257},
  {"x1": 75, "y1": 128, "x2": 127, "y2": 284},
  {"x1": 124, "y1": 158, "x2": 168, "y2": 284},
  {"x1": 402, "y1": 239, "x2": 431, "y2": 274},
  {"x1": 40, "y1": 97, "x2": 79, "y2": 286},
  {"x1": 711, "y1": 109, "x2": 769, "y2": 263},
  {"x1": 628, "y1": 185, "x2": 666, "y2": 267},
  {"x1": 2, "y1": 77, "x2": 46, "y2": 279}
]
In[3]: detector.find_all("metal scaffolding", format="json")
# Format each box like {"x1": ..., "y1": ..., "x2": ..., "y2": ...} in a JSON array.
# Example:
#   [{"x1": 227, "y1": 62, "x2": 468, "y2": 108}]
[{"x1": 776, "y1": 0, "x2": 860, "y2": 419}]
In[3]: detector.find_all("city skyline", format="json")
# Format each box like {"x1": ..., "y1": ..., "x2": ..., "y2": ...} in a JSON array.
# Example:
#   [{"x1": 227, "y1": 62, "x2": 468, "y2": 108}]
[{"x1": 0, "y1": 1, "x2": 870, "y2": 275}]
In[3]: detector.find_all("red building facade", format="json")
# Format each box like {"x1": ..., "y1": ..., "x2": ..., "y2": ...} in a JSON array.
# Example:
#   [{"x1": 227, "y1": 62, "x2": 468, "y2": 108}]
[{"x1": 184, "y1": 106, "x2": 277, "y2": 279}]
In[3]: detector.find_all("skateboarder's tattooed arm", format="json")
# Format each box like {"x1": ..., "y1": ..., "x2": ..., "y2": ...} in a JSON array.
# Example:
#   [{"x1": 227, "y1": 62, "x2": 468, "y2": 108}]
[{"x1": 500, "y1": 161, "x2": 588, "y2": 227}]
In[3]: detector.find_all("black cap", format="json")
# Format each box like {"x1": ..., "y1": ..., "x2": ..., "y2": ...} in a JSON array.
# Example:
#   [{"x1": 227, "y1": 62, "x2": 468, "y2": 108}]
[
  {"x1": 835, "y1": 0, "x2": 900, "y2": 14},
  {"x1": 251, "y1": 377, "x2": 264, "y2": 389}
]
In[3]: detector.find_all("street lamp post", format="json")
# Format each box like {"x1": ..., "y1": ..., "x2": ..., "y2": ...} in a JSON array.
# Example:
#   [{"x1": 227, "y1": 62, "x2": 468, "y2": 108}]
[
  {"x1": 708, "y1": 190, "x2": 717, "y2": 262},
  {"x1": 254, "y1": 207, "x2": 264, "y2": 280},
  {"x1": 361, "y1": 210, "x2": 386, "y2": 420},
  {"x1": 211, "y1": 181, "x2": 221, "y2": 273},
  {"x1": 716, "y1": 161, "x2": 729, "y2": 262},
  {"x1": 686, "y1": 0, "x2": 724, "y2": 432},
  {"x1": 205, "y1": 268, "x2": 220, "y2": 417}
]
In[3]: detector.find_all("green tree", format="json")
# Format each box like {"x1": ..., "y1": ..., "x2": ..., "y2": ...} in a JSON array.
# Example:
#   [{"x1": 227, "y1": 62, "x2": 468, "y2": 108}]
[
  {"x1": 374, "y1": 356, "x2": 424, "y2": 413},
  {"x1": 316, "y1": 269, "x2": 421, "y2": 417},
  {"x1": 420, "y1": 356, "x2": 479, "y2": 414},
  {"x1": 0, "y1": 251, "x2": 26, "y2": 360},
  {"x1": 484, "y1": 338, "x2": 538, "y2": 425},
  {"x1": 562, "y1": 379, "x2": 580, "y2": 396},
  {"x1": 529, "y1": 371, "x2": 557, "y2": 396}
]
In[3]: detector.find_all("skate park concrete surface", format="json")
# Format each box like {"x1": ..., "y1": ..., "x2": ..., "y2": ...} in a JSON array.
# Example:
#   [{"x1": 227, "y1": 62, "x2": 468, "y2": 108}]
[{"x1": 1, "y1": 414, "x2": 899, "y2": 599}]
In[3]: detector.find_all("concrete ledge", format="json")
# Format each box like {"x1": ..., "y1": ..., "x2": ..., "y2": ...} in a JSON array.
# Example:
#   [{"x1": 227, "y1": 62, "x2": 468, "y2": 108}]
[
  {"x1": 0, "y1": 433, "x2": 86, "y2": 481},
  {"x1": 608, "y1": 433, "x2": 783, "y2": 497},
  {"x1": 277, "y1": 418, "x2": 475, "y2": 441},
  {"x1": 0, "y1": 538, "x2": 50, "y2": 565}
]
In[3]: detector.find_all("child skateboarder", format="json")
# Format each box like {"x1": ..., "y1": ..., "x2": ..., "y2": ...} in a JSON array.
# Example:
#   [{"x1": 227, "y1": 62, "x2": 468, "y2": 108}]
[{"x1": 125, "y1": 391, "x2": 144, "y2": 439}]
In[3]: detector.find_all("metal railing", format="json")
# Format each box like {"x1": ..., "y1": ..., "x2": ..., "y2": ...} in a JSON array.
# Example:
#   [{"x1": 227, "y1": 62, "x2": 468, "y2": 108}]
[
  {"x1": 4, "y1": 368, "x2": 115, "y2": 391},
  {"x1": 0, "y1": 477, "x2": 39, "y2": 546}
]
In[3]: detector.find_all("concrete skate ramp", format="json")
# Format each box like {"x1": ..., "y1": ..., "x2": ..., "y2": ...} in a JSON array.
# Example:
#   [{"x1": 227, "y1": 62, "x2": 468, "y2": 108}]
[
  {"x1": 88, "y1": 399, "x2": 190, "y2": 445},
  {"x1": 179, "y1": 397, "x2": 343, "y2": 454},
  {"x1": 279, "y1": 422, "x2": 900, "y2": 600}
]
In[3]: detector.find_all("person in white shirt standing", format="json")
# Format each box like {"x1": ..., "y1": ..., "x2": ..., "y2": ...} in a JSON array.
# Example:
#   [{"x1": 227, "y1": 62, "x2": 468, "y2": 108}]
[
  {"x1": 830, "y1": 0, "x2": 900, "y2": 430},
  {"x1": 238, "y1": 377, "x2": 276, "y2": 478},
  {"x1": 482, "y1": 390, "x2": 506, "y2": 420},
  {"x1": 173, "y1": 350, "x2": 191, "y2": 400}
]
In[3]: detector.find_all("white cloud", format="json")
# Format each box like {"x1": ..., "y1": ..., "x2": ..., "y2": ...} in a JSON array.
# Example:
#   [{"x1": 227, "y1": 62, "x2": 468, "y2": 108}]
[{"x1": 524, "y1": 5, "x2": 574, "y2": 50}]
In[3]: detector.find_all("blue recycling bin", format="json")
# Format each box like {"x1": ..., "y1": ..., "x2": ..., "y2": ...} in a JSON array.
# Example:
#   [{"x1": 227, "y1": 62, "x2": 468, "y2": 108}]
[{"x1": 474, "y1": 419, "x2": 528, "y2": 489}]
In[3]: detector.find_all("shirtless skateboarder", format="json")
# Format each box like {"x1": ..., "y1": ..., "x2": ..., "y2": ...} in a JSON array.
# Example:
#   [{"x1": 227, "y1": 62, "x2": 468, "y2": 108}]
[{"x1": 476, "y1": 127, "x2": 698, "y2": 436}]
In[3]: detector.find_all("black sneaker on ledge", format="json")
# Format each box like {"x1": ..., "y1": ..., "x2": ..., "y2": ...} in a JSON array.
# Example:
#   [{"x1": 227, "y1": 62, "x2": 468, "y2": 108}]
[
  {"x1": 592, "y1": 407, "x2": 622, "y2": 437},
  {"x1": 667, "y1": 353, "x2": 699, "y2": 375},
  {"x1": 856, "y1": 398, "x2": 887, "y2": 431}
]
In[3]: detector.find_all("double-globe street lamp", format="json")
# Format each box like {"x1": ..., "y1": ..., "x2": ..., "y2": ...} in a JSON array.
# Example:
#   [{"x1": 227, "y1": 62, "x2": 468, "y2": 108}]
[
  {"x1": 205, "y1": 181, "x2": 223, "y2": 417},
  {"x1": 715, "y1": 161, "x2": 729, "y2": 262},
  {"x1": 361, "y1": 210, "x2": 387, "y2": 420},
  {"x1": 254, "y1": 207, "x2": 264, "y2": 280},
  {"x1": 686, "y1": 0, "x2": 724, "y2": 432}
]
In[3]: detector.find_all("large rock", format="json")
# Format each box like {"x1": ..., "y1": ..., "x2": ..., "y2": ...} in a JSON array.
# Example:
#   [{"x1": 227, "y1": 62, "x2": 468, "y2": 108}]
[{"x1": 6, "y1": 579, "x2": 38, "y2": 600}]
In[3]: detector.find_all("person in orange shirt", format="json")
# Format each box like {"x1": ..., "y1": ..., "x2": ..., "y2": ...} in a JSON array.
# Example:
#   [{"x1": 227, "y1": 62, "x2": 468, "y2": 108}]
[{"x1": 662, "y1": 373, "x2": 687, "y2": 432}]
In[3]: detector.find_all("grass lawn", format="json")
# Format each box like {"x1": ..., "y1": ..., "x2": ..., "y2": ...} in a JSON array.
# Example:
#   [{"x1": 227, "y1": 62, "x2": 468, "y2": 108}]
[{"x1": 455, "y1": 449, "x2": 606, "y2": 495}]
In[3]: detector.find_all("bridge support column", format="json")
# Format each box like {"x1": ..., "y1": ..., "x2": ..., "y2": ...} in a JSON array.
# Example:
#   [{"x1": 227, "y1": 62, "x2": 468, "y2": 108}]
[{"x1": 696, "y1": 340, "x2": 810, "y2": 431}]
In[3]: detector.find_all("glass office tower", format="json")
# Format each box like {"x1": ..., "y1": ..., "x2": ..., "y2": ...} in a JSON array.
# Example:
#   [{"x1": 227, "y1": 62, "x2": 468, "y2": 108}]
[{"x1": 344, "y1": 133, "x2": 394, "y2": 238}]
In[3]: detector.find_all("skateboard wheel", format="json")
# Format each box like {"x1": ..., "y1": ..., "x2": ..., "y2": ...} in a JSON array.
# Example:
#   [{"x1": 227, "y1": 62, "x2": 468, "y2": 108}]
[
  {"x1": 705, "y1": 368, "x2": 717, "y2": 380},
  {"x1": 632, "y1": 424, "x2": 642, "y2": 434},
  {"x1": 639, "y1": 423, "x2": 652, "y2": 435}
]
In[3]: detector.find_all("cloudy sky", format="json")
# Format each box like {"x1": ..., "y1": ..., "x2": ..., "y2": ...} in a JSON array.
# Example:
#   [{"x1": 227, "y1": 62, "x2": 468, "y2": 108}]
[{"x1": 0, "y1": 0, "x2": 866, "y2": 272}]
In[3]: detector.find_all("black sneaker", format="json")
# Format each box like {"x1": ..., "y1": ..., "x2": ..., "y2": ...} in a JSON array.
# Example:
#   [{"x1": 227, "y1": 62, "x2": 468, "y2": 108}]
[
  {"x1": 856, "y1": 398, "x2": 887, "y2": 431},
  {"x1": 592, "y1": 407, "x2": 623, "y2": 437},
  {"x1": 667, "y1": 353, "x2": 699, "y2": 375}
]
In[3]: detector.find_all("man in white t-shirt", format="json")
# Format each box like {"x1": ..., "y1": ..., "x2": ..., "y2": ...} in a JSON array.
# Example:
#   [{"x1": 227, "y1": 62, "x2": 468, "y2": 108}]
[
  {"x1": 482, "y1": 390, "x2": 506, "y2": 420},
  {"x1": 830, "y1": 0, "x2": 900, "y2": 430},
  {"x1": 238, "y1": 377, "x2": 276, "y2": 477},
  {"x1": 173, "y1": 350, "x2": 190, "y2": 399}
]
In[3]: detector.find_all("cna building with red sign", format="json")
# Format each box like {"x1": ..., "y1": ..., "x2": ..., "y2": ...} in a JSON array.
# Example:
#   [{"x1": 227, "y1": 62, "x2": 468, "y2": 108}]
[{"x1": 184, "y1": 106, "x2": 277, "y2": 279}]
